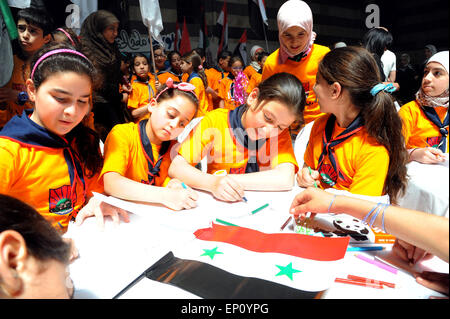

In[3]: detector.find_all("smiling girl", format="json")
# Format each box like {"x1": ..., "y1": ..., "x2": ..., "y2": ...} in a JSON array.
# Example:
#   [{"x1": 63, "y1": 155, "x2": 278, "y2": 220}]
[
  {"x1": 0, "y1": 43, "x2": 128, "y2": 232},
  {"x1": 262, "y1": 0, "x2": 329, "y2": 130},
  {"x1": 101, "y1": 78, "x2": 199, "y2": 211},
  {"x1": 169, "y1": 73, "x2": 305, "y2": 202},
  {"x1": 398, "y1": 51, "x2": 449, "y2": 163}
]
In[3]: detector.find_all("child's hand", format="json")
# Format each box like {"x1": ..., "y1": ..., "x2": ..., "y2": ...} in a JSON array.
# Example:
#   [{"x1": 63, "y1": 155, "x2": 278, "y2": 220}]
[
  {"x1": 122, "y1": 84, "x2": 132, "y2": 94},
  {"x1": 296, "y1": 167, "x2": 320, "y2": 188},
  {"x1": 75, "y1": 197, "x2": 130, "y2": 230},
  {"x1": 166, "y1": 178, "x2": 186, "y2": 190},
  {"x1": 212, "y1": 176, "x2": 245, "y2": 202},
  {"x1": 162, "y1": 188, "x2": 198, "y2": 210},
  {"x1": 289, "y1": 187, "x2": 333, "y2": 219},
  {"x1": 392, "y1": 239, "x2": 431, "y2": 265},
  {"x1": 414, "y1": 271, "x2": 449, "y2": 296},
  {"x1": 410, "y1": 147, "x2": 446, "y2": 164}
]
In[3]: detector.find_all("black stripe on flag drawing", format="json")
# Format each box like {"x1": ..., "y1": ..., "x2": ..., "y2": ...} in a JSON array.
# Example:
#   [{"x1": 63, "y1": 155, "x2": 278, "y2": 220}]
[{"x1": 117, "y1": 252, "x2": 320, "y2": 299}]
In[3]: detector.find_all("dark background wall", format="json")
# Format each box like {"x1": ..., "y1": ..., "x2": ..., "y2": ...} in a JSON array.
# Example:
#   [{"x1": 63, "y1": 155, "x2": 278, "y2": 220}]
[{"x1": 11, "y1": 0, "x2": 448, "y2": 69}]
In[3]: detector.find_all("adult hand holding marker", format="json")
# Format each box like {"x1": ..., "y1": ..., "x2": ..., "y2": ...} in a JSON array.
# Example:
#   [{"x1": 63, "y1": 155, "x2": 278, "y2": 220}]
[{"x1": 211, "y1": 169, "x2": 247, "y2": 203}]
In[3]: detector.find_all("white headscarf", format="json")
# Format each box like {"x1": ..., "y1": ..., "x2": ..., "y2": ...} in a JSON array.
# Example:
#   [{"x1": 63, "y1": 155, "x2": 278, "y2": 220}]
[
  {"x1": 277, "y1": 0, "x2": 316, "y2": 64},
  {"x1": 416, "y1": 51, "x2": 449, "y2": 108}
]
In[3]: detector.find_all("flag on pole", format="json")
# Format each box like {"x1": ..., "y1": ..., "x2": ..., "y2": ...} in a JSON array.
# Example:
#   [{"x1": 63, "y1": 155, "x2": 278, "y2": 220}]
[
  {"x1": 174, "y1": 20, "x2": 182, "y2": 51},
  {"x1": 215, "y1": 0, "x2": 228, "y2": 55},
  {"x1": 198, "y1": 4, "x2": 209, "y2": 50},
  {"x1": 139, "y1": 0, "x2": 164, "y2": 46},
  {"x1": 233, "y1": 29, "x2": 248, "y2": 66},
  {"x1": 143, "y1": 223, "x2": 349, "y2": 298},
  {"x1": 248, "y1": 0, "x2": 268, "y2": 39},
  {"x1": 179, "y1": 17, "x2": 191, "y2": 55}
]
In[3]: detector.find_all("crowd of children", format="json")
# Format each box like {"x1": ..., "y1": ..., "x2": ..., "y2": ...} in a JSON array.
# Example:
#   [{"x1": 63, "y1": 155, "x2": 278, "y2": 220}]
[{"x1": 0, "y1": 0, "x2": 448, "y2": 298}]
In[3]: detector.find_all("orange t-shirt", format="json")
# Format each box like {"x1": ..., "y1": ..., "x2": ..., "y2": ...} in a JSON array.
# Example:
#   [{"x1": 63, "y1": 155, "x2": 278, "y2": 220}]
[
  {"x1": 218, "y1": 74, "x2": 249, "y2": 110},
  {"x1": 246, "y1": 72, "x2": 262, "y2": 94},
  {"x1": 244, "y1": 64, "x2": 258, "y2": 80},
  {"x1": 262, "y1": 44, "x2": 330, "y2": 124},
  {"x1": 304, "y1": 114, "x2": 389, "y2": 196},
  {"x1": 398, "y1": 100, "x2": 449, "y2": 152},
  {"x1": 178, "y1": 107, "x2": 299, "y2": 175},
  {"x1": 187, "y1": 74, "x2": 211, "y2": 117},
  {"x1": 0, "y1": 121, "x2": 103, "y2": 233},
  {"x1": 127, "y1": 74, "x2": 157, "y2": 122},
  {"x1": 0, "y1": 55, "x2": 33, "y2": 128},
  {"x1": 100, "y1": 121, "x2": 175, "y2": 187}
]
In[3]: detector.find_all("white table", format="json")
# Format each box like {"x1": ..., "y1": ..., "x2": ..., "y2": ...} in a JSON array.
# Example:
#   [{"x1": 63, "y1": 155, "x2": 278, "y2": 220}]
[
  {"x1": 398, "y1": 156, "x2": 449, "y2": 217},
  {"x1": 66, "y1": 188, "x2": 448, "y2": 300}
]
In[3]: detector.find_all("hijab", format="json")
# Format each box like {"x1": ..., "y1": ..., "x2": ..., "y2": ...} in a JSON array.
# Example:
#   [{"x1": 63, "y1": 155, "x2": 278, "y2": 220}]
[
  {"x1": 80, "y1": 10, "x2": 120, "y2": 67},
  {"x1": 416, "y1": 51, "x2": 449, "y2": 108},
  {"x1": 277, "y1": 0, "x2": 316, "y2": 64}
]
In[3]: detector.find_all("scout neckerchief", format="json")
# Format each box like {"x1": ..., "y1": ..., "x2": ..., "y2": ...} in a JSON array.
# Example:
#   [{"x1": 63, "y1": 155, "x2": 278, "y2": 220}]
[
  {"x1": 134, "y1": 76, "x2": 155, "y2": 100},
  {"x1": 0, "y1": 109, "x2": 87, "y2": 215},
  {"x1": 421, "y1": 106, "x2": 449, "y2": 152},
  {"x1": 138, "y1": 119, "x2": 171, "y2": 185},
  {"x1": 228, "y1": 105, "x2": 266, "y2": 173},
  {"x1": 317, "y1": 114, "x2": 364, "y2": 187},
  {"x1": 288, "y1": 51, "x2": 307, "y2": 62}
]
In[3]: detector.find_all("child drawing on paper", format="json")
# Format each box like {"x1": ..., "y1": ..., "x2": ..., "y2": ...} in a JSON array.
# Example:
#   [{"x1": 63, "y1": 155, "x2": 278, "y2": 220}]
[
  {"x1": 169, "y1": 73, "x2": 305, "y2": 202},
  {"x1": 101, "y1": 78, "x2": 199, "y2": 211}
]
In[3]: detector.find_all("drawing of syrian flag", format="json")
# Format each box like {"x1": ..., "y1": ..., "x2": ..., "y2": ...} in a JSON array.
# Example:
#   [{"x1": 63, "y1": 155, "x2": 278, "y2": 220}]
[{"x1": 142, "y1": 223, "x2": 349, "y2": 298}]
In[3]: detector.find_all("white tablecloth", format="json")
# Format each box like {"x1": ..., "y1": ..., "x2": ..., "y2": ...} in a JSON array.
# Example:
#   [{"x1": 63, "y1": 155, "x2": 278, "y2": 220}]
[
  {"x1": 65, "y1": 189, "x2": 448, "y2": 300},
  {"x1": 398, "y1": 157, "x2": 449, "y2": 217}
]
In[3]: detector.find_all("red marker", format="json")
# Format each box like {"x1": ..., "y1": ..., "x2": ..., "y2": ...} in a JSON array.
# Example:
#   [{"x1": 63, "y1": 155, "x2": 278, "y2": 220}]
[
  {"x1": 347, "y1": 275, "x2": 395, "y2": 288},
  {"x1": 335, "y1": 277, "x2": 384, "y2": 289}
]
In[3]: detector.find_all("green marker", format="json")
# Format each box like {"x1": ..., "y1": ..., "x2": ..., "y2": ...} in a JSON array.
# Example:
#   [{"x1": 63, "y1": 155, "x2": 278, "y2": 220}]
[
  {"x1": 251, "y1": 203, "x2": 269, "y2": 215},
  {"x1": 308, "y1": 166, "x2": 318, "y2": 188},
  {"x1": 215, "y1": 218, "x2": 239, "y2": 227}
]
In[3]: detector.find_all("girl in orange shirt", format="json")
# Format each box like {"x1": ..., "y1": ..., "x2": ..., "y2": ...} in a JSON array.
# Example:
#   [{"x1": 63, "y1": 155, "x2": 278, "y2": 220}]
[
  {"x1": 399, "y1": 51, "x2": 448, "y2": 164},
  {"x1": 218, "y1": 55, "x2": 249, "y2": 110},
  {"x1": 180, "y1": 51, "x2": 211, "y2": 117},
  {"x1": 0, "y1": 43, "x2": 128, "y2": 232},
  {"x1": 297, "y1": 46, "x2": 408, "y2": 204},
  {"x1": 127, "y1": 53, "x2": 157, "y2": 122},
  {"x1": 169, "y1": 72, "x2": 305, "y2": 202},
  {"x1": 262, "y1": 0, "x2": 330, "y2": 132},
  {"x1": 101, "y1": 78, "x2": 199, "y2": 211}
]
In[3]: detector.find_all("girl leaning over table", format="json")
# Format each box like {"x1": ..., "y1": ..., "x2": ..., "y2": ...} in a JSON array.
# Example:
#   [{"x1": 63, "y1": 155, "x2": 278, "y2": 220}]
[{"x1": 169, "y1": 72, "x2": 305, "y2": 202}]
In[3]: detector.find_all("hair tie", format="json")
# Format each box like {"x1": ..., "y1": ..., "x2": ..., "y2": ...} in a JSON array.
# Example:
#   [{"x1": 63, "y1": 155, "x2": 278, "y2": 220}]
[
  {"x1": 57, "y1": 28, "x2": 76, "y2": 47},
  {"x1": 198, "y1": 65, "x2": 203, "y2": 70},
  {"x1": 370, "y1": 83, "x2": 396, "y2": 96},
  {"x1": 31, "y1": 49, "x2": 90, "y2": 80},
  {"x1": 155, "y1": 77, "x2": 197, "y2": 100}
]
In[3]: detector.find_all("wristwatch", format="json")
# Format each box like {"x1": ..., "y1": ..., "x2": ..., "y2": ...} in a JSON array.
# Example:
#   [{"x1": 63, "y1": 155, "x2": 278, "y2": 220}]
[{"x1": 17, "y1": 91, "x2": 29, "y2": 105}]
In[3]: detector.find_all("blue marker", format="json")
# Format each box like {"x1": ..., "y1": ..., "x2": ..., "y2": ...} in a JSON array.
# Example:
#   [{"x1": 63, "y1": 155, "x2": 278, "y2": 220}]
[{"x1": 347, "y1": 246, "x2": 386, "y2": 252}]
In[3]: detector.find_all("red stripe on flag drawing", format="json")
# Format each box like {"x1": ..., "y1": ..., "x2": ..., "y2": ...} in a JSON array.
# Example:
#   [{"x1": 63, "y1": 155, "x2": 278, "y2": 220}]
[{"x1": 194, "y1": 223, "x2": 349, "y2": 261}]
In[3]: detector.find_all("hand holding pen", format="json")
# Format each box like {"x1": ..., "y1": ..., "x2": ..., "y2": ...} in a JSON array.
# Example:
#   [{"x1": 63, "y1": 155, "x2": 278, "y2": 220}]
[{"x1": 296, "y1": 166, "x2": 320, "y2": 188}]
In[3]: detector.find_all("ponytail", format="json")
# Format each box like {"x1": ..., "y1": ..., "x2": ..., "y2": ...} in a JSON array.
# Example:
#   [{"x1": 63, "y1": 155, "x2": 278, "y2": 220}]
[
  {"x1": 182, "y1": 50, "x2": 208, "y2": 88},
  {"x1": 364, "y1": 91, "x2": 408, "y2": 203},
  {"x1": 318, "y1": 46, "x2": 407, "y2": 203}
]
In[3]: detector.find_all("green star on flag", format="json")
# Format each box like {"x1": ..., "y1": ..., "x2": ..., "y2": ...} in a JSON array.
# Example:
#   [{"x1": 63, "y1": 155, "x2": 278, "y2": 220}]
[
  {"x1": 201, "y1": 246, "x2": 224, "y2": 260},
  {"x1": 275, "y1": 262, "x2": 302, "y2": 280}
]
